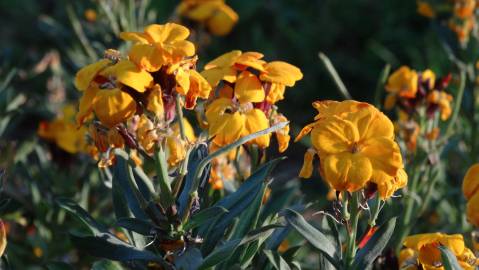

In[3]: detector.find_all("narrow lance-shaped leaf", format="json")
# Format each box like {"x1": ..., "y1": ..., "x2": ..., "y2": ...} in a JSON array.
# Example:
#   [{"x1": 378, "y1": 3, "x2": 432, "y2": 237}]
[
  {"x1": 282, "y1": 209, "x2": 340, "y2": 269},
  {"x1": 56, "y1": 198, "x2": 108, "y2": 236},
  {"x1": 351, "y1": 217, "x2": 397, "y2": 270},
  {"x1": 438, "y1": 245, "x2": 463, "y2": 270}
]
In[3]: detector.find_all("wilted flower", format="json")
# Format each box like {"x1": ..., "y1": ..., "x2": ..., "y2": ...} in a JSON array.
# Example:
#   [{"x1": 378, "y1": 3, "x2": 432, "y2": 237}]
[
  {"x1": 177, "y1": 0, "x2": 239, "y2": 36},
  {"x1": 38, "y1": 105, "x2": 89, "y2": 154},
  {"x1": 400, "y1": 233, "x2": 478, "y2": 269},
  {"x1": 296, "y1": 100, "x2": 407, "y2": 198}
]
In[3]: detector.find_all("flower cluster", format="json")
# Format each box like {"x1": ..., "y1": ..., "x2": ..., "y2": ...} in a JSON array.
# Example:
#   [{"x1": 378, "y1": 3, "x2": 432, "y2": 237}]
[
  {"x1": 176, "y1": 0, "x2": 239, "y2": 36},
  {"x1": 38, "y1": 104, "x2": 89, "y2": 154},
  {"x1": 417, "y1": 0, "x2": 477, "y2": 45},
  {"x1": 202, "y1": 50, "x2": 302, "y2": 152},
  {"x1": 296, "y1": 100, "x2": 407, "y2": 199},
  {"x1": 384, "y1": 66, "x2": 452, "y2": 152},
  {"x1": 74, "y1": 23, "x2": 211, "y2": 166},
  {"x1": 463, "y1": 163, "x2": 479, "y2": 227},
  {"x1": 399, "y1": 233, "x2": 478, "y2": 269}
]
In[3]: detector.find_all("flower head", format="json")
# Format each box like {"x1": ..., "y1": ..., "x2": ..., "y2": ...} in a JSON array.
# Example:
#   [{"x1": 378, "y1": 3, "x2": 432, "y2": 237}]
[
  {"x1": 177, "y1": 0, "x2": 239, "y2": 36},
  {"x1": 202, "y1": 51, "x2": 301, "y2": 151},
  {"x1": 38, "y1": 105, "x2": 89, "y2": 154},
  {"x1": 463, "y1": 164, "x2": 479, "y2": 227},
  {"x1": 401, "y1": 233, "x2": 478, "y2": 269},
  {"x1": 296, "y1": 100, "x2": 406, "y2": 198}
]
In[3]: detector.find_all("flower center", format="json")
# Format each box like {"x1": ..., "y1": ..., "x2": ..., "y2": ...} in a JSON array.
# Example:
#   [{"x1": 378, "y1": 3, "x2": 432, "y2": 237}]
[{"x1": 350, "y1": 142, "x2": 360, "y2": 154}]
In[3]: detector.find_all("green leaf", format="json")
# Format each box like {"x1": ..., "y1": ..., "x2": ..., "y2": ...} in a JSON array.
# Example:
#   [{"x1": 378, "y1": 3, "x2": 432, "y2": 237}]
[
  {"x1": 45, "y1": 262, "x2": 74, "y2": 270},
  {"x1": 259, "y1": 184, "x2": 296, "y2": 223},
  {"x1": 70, "y1": 232, "x2": 167, "y2": 265},
  {"x1": 116, "y1": 218, "x2": 155, "y2": 236},
  {"x1": 200, "y1": 159, "x2": 283, "y2": 253},
  {"x1": 183, "y1": 206, "x2": 228, "y2": 231},
  {"x1": 132, "y1": 165, "x2": 155, "y2": 200},
  {"x1": 112, "y1": 152, "x2": 148, "y2": 220},
  {"x1": 56, "y1": 198, "x2": 108, "y2": 236},
  {"x1": 321, "y1": 215, "x2": 342, "y2": 260},
  {"x1": 178, "y1": 144, "x2": 209, "y2": 217},
  {"x1": 439, "y1": 246, "x2": 463, "y2": 270},
  {"x1": 174, "y1": 247, "x2": 204, "y2": 270},
  {"x1": 190, "y1": 122, "x2": 289, "y2": 196},
  {"x1": 264, "y1": 250, "x2": 292, "y2": 270},
  {"x1": 351, "y1": 217, "x2": 396, "y2": 270},
  {"x1": 226, "y1": 179, "x2": 268, "y2": 265},
  {"x1": 91, "y1": 260, "x2": 124, "y2": 270},
  {"x1": 153, "y1": 145, "x2": 175, "y2": 209},
  {"x1": 282, "y1": 209, "x2": 340, "y2": 269},
  {"x1": 199, "y1": 224, "x2": 280, "y2": 269}
]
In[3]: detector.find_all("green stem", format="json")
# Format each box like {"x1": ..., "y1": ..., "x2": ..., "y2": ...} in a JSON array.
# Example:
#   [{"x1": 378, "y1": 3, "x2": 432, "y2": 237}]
[
  {"x1": 394, "y1": 166, "x2": 421, "y2": 253},
  {"x1": 368, "y1": 194, "x2": 382, "y2": 227},
  {"x1": 345, "y1": 192, "x2": 360, "y2": 268},
  {"x1": 175, "y1": 95, "x2": 187, "y2": 141}
]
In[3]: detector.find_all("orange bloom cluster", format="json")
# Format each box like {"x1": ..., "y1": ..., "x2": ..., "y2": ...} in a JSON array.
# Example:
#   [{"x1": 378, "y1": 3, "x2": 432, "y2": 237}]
[
  {"x1": 417, "y1": 0, "x2": 477, "y2": 45},
  {"x1": 201, "y1": 50, "x2": 302, "y2": 152},
  {"x1": 73, "y1": 23, "x2": 211, "y2": 167}
]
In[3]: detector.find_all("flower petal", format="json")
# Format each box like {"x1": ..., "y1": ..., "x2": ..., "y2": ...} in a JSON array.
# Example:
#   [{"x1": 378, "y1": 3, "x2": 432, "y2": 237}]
[
  {"x1": 74, "y1": 59, "x2": 111, "y2": 91},
  {"x1": 244, "y1": 108, "x2": 270, "y2": 148},
  {"x1": 321, "y1": 152, "x2": 372, "y2": 192},
  {"x1": 260, "y1": 61, "x2": 303, "y2": 87},
  {"x1": 360, "y1": 137, "x2": 402, "y2": 176},
  {"x1": 93, "y1": 89, "x2": 137, "y2": 127},
  {"x1": 235, "y1": 71, "x2": 265, "y2": 103},
  {"x1": 312, "y1": 116, "x2": 359, "y2": 154}
]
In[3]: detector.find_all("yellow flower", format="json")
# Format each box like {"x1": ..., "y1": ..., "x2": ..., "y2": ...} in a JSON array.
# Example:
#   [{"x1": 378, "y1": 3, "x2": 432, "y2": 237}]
[
  {"x1": 84, "y1": 8, "x2": 97, "y2": 22},
  {"x1": 467, "y1": 192, "x2": 479, "y2": 227},
  {"x1": 296, "y1": 100, "x2": 406, "y2": 198},
  {"x1": 384, "y1": 66, "x2": 418, "y2": 110},
  {"x1": 75, "y1": 59, "x2": 153, "y2": 127},
  {"x1": 454, "y1": 0, "x2": 476, "y2": 19},
  {"x1": 427, "y1": 90, "x2": 453, "y2": 120},
  {"x1": 463, "y1": 163, "x2": 479, "y2": 200},
  {"x1": 272, "y1": 113, "x2": 290, "y2": 153},
  {"x1": 201, "y1": 51, "x2": 302, "y2": 104},
  {"x1": 398, "y1": 248, "x2": 418, "y2": 270},
  {"x1": 0, "y1": 220, "x2": 6, "y2": 257},
  {"x1": 177, "y1": 0, "x2": 239, "y2": 36},
  {"x1": 38, "y1": 105, "x2": 89, "y2": 154},
  {"x1": 206, "y1": 98, "x2": 270, "y2": 148},
  {"x1": 120, "y1": 23, "x2": 195, "y2": 72},
  {"x1": 417, "y1": 1, "x2": 435, "y2": 18},
  {"x1": 402, "y1": 233, "x2": 477, "y2": 269}
]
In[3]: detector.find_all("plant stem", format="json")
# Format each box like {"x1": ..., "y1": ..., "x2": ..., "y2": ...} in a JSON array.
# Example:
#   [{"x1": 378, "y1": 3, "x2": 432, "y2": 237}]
[
  {"x1": 394, "y1": 165, "x2": 421, "y2": 253},
  {"x1": 345, "y1": 192, "x2": 360, "y2": 268},
  {"x1": 175, "y1": 95, "x2": 187, "y2": 141}
]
